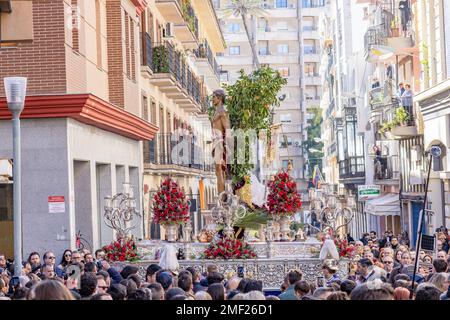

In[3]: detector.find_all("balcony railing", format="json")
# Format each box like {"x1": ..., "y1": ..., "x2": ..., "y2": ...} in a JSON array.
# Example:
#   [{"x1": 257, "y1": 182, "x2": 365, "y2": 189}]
[
  {"x1": 147, "y1": 133, "x2": 215, "y2": 172},
  {"x1": 304, "y1": 46, "x2": 319, "y2": 54},
  {"x1": 364, "y1": 26, "x2": 388, "y2": 51},
  {"x1": 152, "y1": 41, "x2": 205, "y2": 106},
  {"x1": 303, "y1": 26, "x2": 318, "y2": 31},
  {"x1": 194, "y1": 40, "x2": 221, "y2": 79},
  {"x1": 374, "y1": 156, "x2": 397, "y2": 181},
  {"x1": 302, "y1": 0, "x2": 325, "y2": 8},
  {"x1": 142, "y1": 32, "x2": 153, "y2": 70},
  {"x1": 338, "y1": 156, "x2": 365, "y2": 179}
]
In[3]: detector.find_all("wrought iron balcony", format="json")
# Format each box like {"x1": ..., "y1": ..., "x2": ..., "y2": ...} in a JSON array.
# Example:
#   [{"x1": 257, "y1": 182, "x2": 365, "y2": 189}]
[
  {"x1": 141, "y1": 32, "x2": 153, "y2": 76},
  {"x1": 338, "y1": 156, "x2": 365, "y2": 180}
]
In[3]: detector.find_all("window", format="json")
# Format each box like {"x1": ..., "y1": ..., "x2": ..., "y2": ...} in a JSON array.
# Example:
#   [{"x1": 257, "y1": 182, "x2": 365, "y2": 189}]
[
  {"x1": 276, "y1": 0, "x2": 288, "y2": 8},
  {"x1": 277, "y1": 21, "x2": 288, "y2": 30},
  {"x1": 228, "y1": 23, "x2": 240, "y2": 33},
  {"x1": 282, "y1": 160, "x2": 290, "y2": 170},
  {"x1": 277, "y1": 67, "x2": 289, "y2": 77},
  {"x1": 229, "y1": 46, "x2": 240, "y2": 55},
  {"x1": 280, "y1": 136, "x2": 292, "y2": 148},
  {"x1": 220, "y1": 71, "x2": 229, "y2": 82},
  {"x1": 280, "y1": 114, "x2": 292, "y2": 123},
  {"x1": 259, "y1": 41, "x2": 269, "y2": 55},
  {"x1": 278, "y1": 44, "x2": 289, "y2": 54},
  {"x1": 212, "y1": 0, "x2": 220, "y2": 9}
]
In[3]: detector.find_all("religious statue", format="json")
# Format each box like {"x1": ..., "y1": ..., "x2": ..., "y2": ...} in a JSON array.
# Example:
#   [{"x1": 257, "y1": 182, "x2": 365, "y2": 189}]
[{"x1": 210, "y1": 89, "x2": 230, "y2": 194}]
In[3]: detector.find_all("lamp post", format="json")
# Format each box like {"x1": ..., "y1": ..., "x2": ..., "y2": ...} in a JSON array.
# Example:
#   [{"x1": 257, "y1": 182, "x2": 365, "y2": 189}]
[{"x1": 3, "y1": 77, "x2": 27, "y2": 277}]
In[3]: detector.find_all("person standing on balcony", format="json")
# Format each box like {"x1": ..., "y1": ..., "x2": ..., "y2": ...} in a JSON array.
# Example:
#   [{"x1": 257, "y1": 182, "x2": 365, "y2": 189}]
[
  {"x1": 210, "y1": 89, "x2": 230, "y2": 194},
  {"x1": 401, "y1": 84, "x2": 413, "y2": 118},
  {"x1": 397, "y1": 82, "x2": 405, "y2": 99},
  {"x1": 398, "y1": 0, "x2": 411, "y2": 36}
]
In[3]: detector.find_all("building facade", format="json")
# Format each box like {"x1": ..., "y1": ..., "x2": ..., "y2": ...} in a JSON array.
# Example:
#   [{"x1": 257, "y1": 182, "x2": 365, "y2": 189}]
[{"x1": 214, "y1": 0, "x2": 326, "y2": 193}]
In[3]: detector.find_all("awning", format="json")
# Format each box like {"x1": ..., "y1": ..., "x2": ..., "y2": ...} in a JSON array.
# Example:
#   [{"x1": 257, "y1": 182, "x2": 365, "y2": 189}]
[{"x1": 365, "y1": 193, "x2": 400, "y2": 216}]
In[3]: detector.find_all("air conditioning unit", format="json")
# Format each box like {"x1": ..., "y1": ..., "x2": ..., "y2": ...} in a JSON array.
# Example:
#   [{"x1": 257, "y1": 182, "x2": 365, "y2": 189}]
[{"x1": 164, "y1": 23, "x2": 174, "y2": 38}]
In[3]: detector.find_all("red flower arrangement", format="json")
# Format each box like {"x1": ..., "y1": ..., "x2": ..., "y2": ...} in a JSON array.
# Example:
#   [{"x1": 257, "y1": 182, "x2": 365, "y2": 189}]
[
  {"x1": 201, "y1": 237, "x2": 257, "y2": 260},
  {"x1": 102, "y1": 237, "x2": 139, "y2": 262},
  {"x1": 266, "y1": 171, "x2": 302, "y2": 216},
  {"x1": 152, "y1": 177, "x2": 189, "y2": 225}
]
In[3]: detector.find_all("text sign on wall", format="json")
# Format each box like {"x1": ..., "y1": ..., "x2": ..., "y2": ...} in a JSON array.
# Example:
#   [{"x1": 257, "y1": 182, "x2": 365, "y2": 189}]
[
  {"x1": 48, "y1": 196, "x2": 65, "y2": 213},
  {"x1": 358, "y1": 185, "x2": 381, "y2": 201}
]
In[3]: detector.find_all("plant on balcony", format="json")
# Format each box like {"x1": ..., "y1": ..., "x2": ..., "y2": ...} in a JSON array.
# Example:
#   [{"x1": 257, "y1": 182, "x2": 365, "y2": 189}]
[
  {"x1": 225, "y1": 66, "x2": 287, "y2": 186},
  {"x1": 180, "y1": 0, "x2": 196, "y2": 35},
  {"x1": 152, "y1": 45, "x2": 169, "y2": 73},
  {"x1": 379, "y1": 106, "x2": 411, "y2": 134}
]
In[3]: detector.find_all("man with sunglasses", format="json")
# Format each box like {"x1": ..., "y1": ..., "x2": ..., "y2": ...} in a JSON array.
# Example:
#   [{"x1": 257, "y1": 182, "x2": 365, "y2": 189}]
[
  {"x1": 382, "y1": 256, "x2": 395, "y2": 279},
  {"x1": 43, "y1": 251, "x2": 64, "y2": 278}
]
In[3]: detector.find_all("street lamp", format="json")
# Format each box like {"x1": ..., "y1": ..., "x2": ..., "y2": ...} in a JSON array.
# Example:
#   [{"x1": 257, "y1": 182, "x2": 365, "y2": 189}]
[{"x1": 4, "y1": 77, "x2": 27, "y2": 278}]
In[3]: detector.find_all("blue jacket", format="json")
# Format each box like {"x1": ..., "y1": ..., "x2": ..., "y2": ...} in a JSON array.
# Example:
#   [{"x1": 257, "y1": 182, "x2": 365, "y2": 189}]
[
  {"x1": 107, "y1": 267, "x2": 123, "y2": 284},
  {"x1": 278, "y1": 285, "x2": 298, "y2": 300}
]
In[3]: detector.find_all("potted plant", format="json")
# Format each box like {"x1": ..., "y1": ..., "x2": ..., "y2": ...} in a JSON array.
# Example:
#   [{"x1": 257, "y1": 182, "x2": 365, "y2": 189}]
[
  {"x1": 152, "y1": 177, "x2": 190, "y2": 242},
  {"x1": 390, "y1": 18, "x2": 400, "y2": 37}
]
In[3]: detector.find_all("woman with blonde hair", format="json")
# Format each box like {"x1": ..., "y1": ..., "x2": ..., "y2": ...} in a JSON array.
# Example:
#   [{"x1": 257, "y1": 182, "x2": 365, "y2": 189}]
[
  {"x1": 429, "y1": 273, "x2": 449, "y2": 293},
  {"x1": 194, "y1": 291, "x2": 212, "y2": 300},
  {"x1": 28, "y1": 279, "x2": 74, "y2": 300},
  {"x1": 393, "y1": 287, "x2": 410, "y2": 300}
]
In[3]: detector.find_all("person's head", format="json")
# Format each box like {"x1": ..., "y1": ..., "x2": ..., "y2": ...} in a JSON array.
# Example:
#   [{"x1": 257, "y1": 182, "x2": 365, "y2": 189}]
[
  {"x1": 147, "y1": 283, "x2": 164, "y2": 300},
  {"x1": 370, "y1": 231, "x2": 377, "y2": 238},
  {"x1": 84, "y1": 253, "x2": 94, "y2": 263},
  {"x1": 243, "y1": 279, "x2": 263, "y2": 293},
  {"x1": 156, "y1": 271, "x2": 173, "y2": 291},
  {"x1": 244, "y1": 290, "x2": 265, "y2": 300},
  {"x1": 212, "y1": 89, "x2": 226, "y2": 107},
  {"x1": 0, "y1": 278, "x2": 8, "y2": 295},
  {"x1": 90, "y1": 293, "x2": 113, "y2": 300},
  {"x1": 0, "y1": 253, "x2": 6, "y2": 268},
  {"x1": 393, "y1": 287, "x2": 410, "y2": 300},
  {"x1": 94, "y1": 249, "x2": 106, "y2": 261},
  {"x1": 107, "y1": 283, "x2": 127, "y2": 300},
  {"x1": 287, "y1": 270, "x2": 302, "y2": 285},
  {"x1": 399, "y1": 82, "x2": 404, "y2": 88},
  {"x1": 96, "y1": 270, "x2": 110, "y2": 287},
  {"x1": 357, "y1": 258, "x2": 373, "y2": 277},
  {"x1": 350, "y1": 280, "x2": 394, "y2": 300},
  {"x1": 60, "y1": 249, "x2": 72, "y2": 266},
  {"x1": 120, "y1": 279, "x2": 138, "y2": 297},
  {"x1": 166, "y1": 287, "x2": 186, "y2": 300},
  {"x1": 399, "y1": 244, "x2": 407, "y2": 252},
  {"x1": 186, "y1": 267, "x2": 200, "y2": 282},
  {"x1": 40, "y1": 264, "x2": 55, "y2": 279},
  {"x1": 225, "y1": 277, "x2": 241, "y2": 292},
  {"x1": 415, "y1": 283, "x2": 441, "y2": 300},
  {"x1": 326, "y1": 291, "x2": 349, "y2": 300},
  {"x1": 28, "y1": 252, "x2": 41, "y2": 268},
  {"x1": 419, "y1": 250, "x2": 426, "y2": 261},
  {"x1": 28, "y1": 279, "x2": 74, "y2": 300},
  {"x1": 194, "y1": 290, "x2": 212, "y2": 300},
  {"x1": 382, "y1": 256, "x2": 395, "y2": 272},
  {"x1": 207, "y1": 272, "x2": 224, "y2": 286},
  {"x1": 423, "y1": 254, "x2": 433, "y2": 264},
  {"x1": 313, "y1": 287, "x2": 334, "y2": 300},
  {"x1": 437, "y1": 250, "x2": 447, "y2": 260},
  {"x1": 120, "y1": 265, "x2": 139, "y2": 279},
  {"x1": 84, "y1": 262, "x2": 97, "y2": 273},
  {"x1": 12, "y1": 287, "x2": 29, "y2": 300},
  {"x1": 146, "y1": 264, "x2": 162, "y2": 284},
  {"x1": 364, "y1": 251, "x2": 374, "y2": 261},
  {"x1": 372, "y1": 242, "x2": 380, "y2": 250},
  {"x1": 429, "y1": 273, "x2": 449, "y2": 293},
  {"x1": 405, "y1": 84, "x2": 411, "y2": 90},
  {"x1": 43, "y1": 251, "x2": 56, "y2": 267},
  {"x1": 79, "y1": 272, "x2": 98, "y2": 298},
  {"x1": 231, "y1": 293, "x2": 246, "y2": 300},
  {"x1": 71, "y1": 251, "x2": 82, "y2": 264},
  {"x1": 237, "y1": 278, "x2": 249, "y2": 293},
  {"x1": 22, "y1": 261, "x2": 32, "y2": 275},
  {"x1": 400, "y1": 251, "x2": 412, "y2": 266},
  {"x1": 432, "y1": 259, "x2": 448, "y2": 273},
  {"x1": 96, "y1": 276, "x2": 109, "y2": 294},
  {"x1": 340, "y1": 279, "x2": 356, "y2": 296},
  {"x1": 178, "y1": 273, "x2": 193, "y2": 293},
  {"x1": 127, "y1": 288, "x2": 152, "y2": 300},
  {"x1": 294, "y1": 280, "x2": 310, "y2": 298},
  {"x1": 207, "y1": 283, "x2": 226, "y2": 300},
  {"x1": 391, "y1": 237, "x2": 399, "y2": 247},
  {"x1": 265, "y1": 295, "x2": 280, "y2": 301}
]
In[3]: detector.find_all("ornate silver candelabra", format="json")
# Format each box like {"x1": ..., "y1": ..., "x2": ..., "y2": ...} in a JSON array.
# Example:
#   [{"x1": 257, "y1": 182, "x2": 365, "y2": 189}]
[{"x1": 104, "y1": 182, "x2": 141, "y2": 239}]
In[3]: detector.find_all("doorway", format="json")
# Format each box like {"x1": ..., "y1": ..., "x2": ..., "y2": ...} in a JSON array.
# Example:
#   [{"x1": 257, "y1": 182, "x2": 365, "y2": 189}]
[{"x1": 0, "y1": 183, "x2": 13, "y2": 258}]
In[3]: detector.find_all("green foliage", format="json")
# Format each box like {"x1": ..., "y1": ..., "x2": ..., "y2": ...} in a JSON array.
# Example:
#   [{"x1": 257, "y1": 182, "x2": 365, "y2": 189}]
[
  {"x1": 378, "y1": 107, "x2": 411, "y2": 133},
  {"x1": 224, "y1": 67, "x2": 287, "y2": 185},
  {"x1": 152, "y1": 45, "x2": 169, "y2": 73},
  {"x1": 290, "y1": 221, "x2": 304, "y2": 232},
  {"x1": 233, "y1": 209, "x2": 268, "y2": 230},
  {"x1": 181, "y1": 0, "x2": 196, "y2": 35},
  {"x1": 303, "y1": 107, "x2": 324, "y2": 177}
]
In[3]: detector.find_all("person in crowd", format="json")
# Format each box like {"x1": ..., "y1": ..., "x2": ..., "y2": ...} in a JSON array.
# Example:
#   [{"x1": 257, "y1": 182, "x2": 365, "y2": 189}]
[
  {"x1": 120, "y1": 265, "x2": 139, "y2": 280},
  {"x1": 397, "y1": 82, "x2": 405, "y2": 98},
  {"x1": 28, "y1": 279, "x2": 74, "y2": 300},
  {"x1": 40, "y1": 264, "x2": 56, "y2": 280},
  {"x1": 340, "y1": 279, "x2": 356, "y2": 296},
  {"x1": 423, "y1": 254, "x2": 433, "y2": 264},
  {"x1": 225, "y1": 276, "x2": 241, "y2": 293},
  {"x1": 415, "y1": 283, "x2": 442, "y2": 300},
  {"x1": 350, "y1": 280, "x2": 394, "y2": 300},
  {"x1": 71, "y1": 251, "x2": 82, "y2": 264},
  {"x1": 127, "y1": 288, "x2": 152, "y2": 300},
  {"x1": 79, "y1": 272, "x2": 98, "y2": 300},
  {"x1": 207, "y1": 283, "x2": 226, "y2": 300},
  {"x1": 84, "y1": 252, "x2": 94, "y2": 263},
  {"x1": 156, "y1": 270, "x2": 173, "y2": 292},
  {"x1": 326, "y1": 291, "x2": 349, "y2": 300},
  {"x1": 107, "y1": 283, "x2": 127, "y2": 300},
  {"x1": 393, "y1": 287, "x2": 410, "y2": 300},
  {"x1": 194, "y1": 290, "x2": 212, "y2": 300},
  {"x1": 401, "y1": 84, "x2": 413, "y2": 116},
  {"x1": 428, "y1": 272, "x2": 449, "y2": 293},
  {"x1": 437, "y1": 250, "x2": 447, "y2": 260},
  {"x1": 278, "y1": 270, "x2": 302, "y2": 300},
  {"x1": 42, "y1": 251, "x2": 64, "y2": 278},
  {"x1": 294, "y1": 280, "x2": 311, "y2": 300},
  {"x1": 95, "y1": 249, "x2": 106, "y2": 261},
  {"x1": 84, "y1": 262, "x2": 98, "y2": 274},
  {"x1": 147, "y1": 283, "x2": 164, "y2": 300},
  {"x1": 96, "y1": 274, "x2": 109, "y2": 294},
  {"x1": 145, "y1": 264, "x2": 162, "y2": 285},
  {"x1": 426, "y1": 259, "x2": 448, "y2": 281},
  {"x1": 27, "y1": 252, "x2": 42, "y2": 274},
  {"x1": 382, "y1": 255, "x2": 395, "y2": 279},
  {"x1": 322, "y1": 260, "x2": 340, "y2": 286},
  {"x1": 389, "y1": 251, "x2": 412, "y2": 284},
  {"x1": 244, "y1": 291, "x2": 265, "y2": 300},
  {"x1": 178, "y1": 272, "x2": 195, "y2": 299},
  {"x1": 22, "y1": 261, "x2": 32, "y2": 276},
  {"x1": 390, "y1": 237, "x2": 400, "y2": 250},
  {"x1": 243, "y1": 279, "x2": 263, "y2": 293},
  {"x1": 165, "y1": 287, "x2": 186, "y2": 300},
  {"x1": 356, "y1": 258, "x2": 380, "y2": 284},
  {"x1": 312, "y1": 287, "x2": 334, "y2": 300},
  {"x1": 91, "y1": 293, "x2": 113, "y2": 300},
  {"x1": 58, "y1": 250, "x2": 72, "y2": 273}
]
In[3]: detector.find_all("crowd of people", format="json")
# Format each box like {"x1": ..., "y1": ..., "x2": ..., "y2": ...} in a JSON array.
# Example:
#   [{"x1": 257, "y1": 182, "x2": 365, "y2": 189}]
[{"x1": 0, "y1": 228, "x2": 449, "y2": 300}]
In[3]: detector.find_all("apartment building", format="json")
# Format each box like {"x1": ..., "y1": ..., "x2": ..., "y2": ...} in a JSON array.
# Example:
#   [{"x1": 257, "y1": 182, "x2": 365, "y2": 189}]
[
  {"x1": 214, "y1": 0, "x2": 325, "y2": 192},
  {"x1": 414, "y1": 0, "x2": 450, "y2": 233},
  {"x1": 138, "y1": 0, "x2": 225, "y2": 239},
  {"x1": 0, "y1": 0, "x2": 158, "y2": 258}
]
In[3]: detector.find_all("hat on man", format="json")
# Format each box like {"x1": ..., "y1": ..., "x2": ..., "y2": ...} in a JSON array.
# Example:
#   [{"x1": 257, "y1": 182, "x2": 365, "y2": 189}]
[{"x1": 322, "y1": 259, "x2": 339, "y2": 271}]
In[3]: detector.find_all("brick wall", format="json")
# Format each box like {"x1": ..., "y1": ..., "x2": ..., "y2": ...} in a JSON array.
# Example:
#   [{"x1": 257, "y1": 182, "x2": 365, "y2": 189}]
[
  {"x1": 0, "y1": 0, "x2": 67, "y2": 96},
  {"x1": 106, "y1": 0, "x2": 125, "y2": 108}
]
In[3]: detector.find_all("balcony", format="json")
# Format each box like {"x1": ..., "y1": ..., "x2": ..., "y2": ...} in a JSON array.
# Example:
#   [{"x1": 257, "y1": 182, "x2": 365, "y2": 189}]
[
  {"x1": 257, "y1": 29, "x2": 298, "y2": 41},
  {"x1": 174, "y1": 2, "x2": 200, "y2": 49},
  {"x1": 303, "y1": 46, "x2": 320, "y2": 62},
  {"x1": 338, "y1": 156, "x2": 365, "y2": 181},
  {"x1": 223, "y1": 32, "x2": 249, "y2": 42},
  {"x1": 192, "y1": 41, "x2": 220, "y2": 89},
  {"x1": 373, "y1": 155, "x2": 399, "y2": 185},
  {"x1": 281, "y1": 123, "x2": 301, "y2": 133},
  {"x1": 364, "y1": 26, "x2": 388, "y2": 55},
  {"x1": 301, "y1": 0, "x2": 325, "y2": 15},
  {"x1": 259, "y1": 53, "x2": 299, "y2": 64},
  {"x1": 155, "y1": 0, "x2": 184, "y2": 24},
  {"x1": 145, "y1": 133, "x2": 215, "y2": 176},
  {"x1": 302, "y1": 26, "x2": 319, "y2": 39},
  {"x1": 373, "y1": 100, "x2": 418, "y2": 140},
  {"x1": 150, "y1": 42, "x2": 205, "y2": 113},
  {"x1": 304, "y1": 74, "x2": 321, "y2": 85}
]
